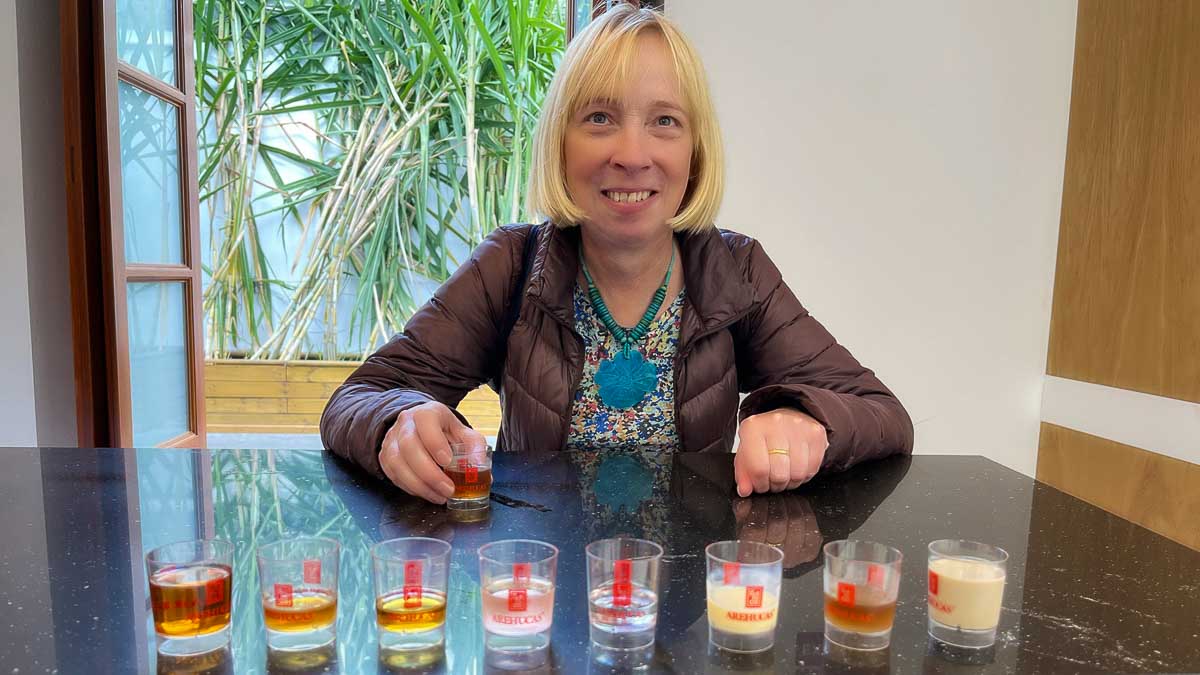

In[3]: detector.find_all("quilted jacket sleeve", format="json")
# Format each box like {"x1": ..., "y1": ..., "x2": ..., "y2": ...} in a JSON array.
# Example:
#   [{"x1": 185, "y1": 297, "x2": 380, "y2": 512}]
[
  {"x1": 319, "y1": 226, "x2": 525, "y2": 478},
  {"x1": 730, "y1": 238, "x2": 914, "y2": 472}
]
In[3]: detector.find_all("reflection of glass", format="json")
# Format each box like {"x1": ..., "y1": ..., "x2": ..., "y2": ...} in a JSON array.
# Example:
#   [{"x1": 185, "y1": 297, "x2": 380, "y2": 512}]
[
  {"x1": 266, "y1": 641, "x2": 337, "y2": 674},
  {"x1": 372, "y1": 538, "x2": 450, "y2": 657},
  {"x1": 116, "y1": 0, "x2": 176, "y2": 84},
  {"x1": 440, "y1": 443, "x2": 492, "y2": 510},
  {"x1": 127, "y1": 282, "x2": 189, "y2": 446},
  {"x1": 586, "y1": 538, "x2": 663, "y2": 660},
  {"x1": 823, "y1": 540, "x2": 902, "y2": 651},
  {"x1": 927, "y1": 539, "x2": 1008, "y2": 648},
  {"x1": 256, "y1": 537, "x2": 339, "y2": 651},
  {"x1": 211, "y1": 449, "x2": 376, "y2": 673},
  {"x1": 118, "y1": 81, "x2": 182, "y2": 264},
  {"x1": 155, "y1": 644, "x2": 233, "y2": 675},
  {"x1": 146, "y1": 539, "x2": 233, "y2": 656},
  {"x1": 478, "y1": 539, "x2": 558, "y2": 669},
  {"x1": 705, "y1": 540, "x2": 783, "y2": 654}
]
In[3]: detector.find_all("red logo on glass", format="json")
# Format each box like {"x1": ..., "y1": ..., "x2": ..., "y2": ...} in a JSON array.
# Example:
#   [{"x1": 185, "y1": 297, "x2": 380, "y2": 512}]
[
  {"x1": 274, "y1": 583, "x2": 293, "y2": 608},
  {"x1": 508, "y1": 588, "x2": 527, "y2": 612},
  {"x1": 613, "y1": 559, "x2": 632, "y2": 606},
  {"x1": 929, "y1": 570, "x2": 939, "y2": 595},
  {"x1": 205, "y1": 577, "x2": 225, "y2": 605},
  {"x1": 404, "y1": 561, "x2": 422, "y2": 586},
  {"x1": 745, "y1": 585, "x2": 764, "y2": 609},
  {"x1": 867, "y1": 564, "x2": 885, "y2": 589},
  {"x1": 512, "y1": 563, "x2": 530, "y2": 588},
  {"x1": 723, "y1": 562, "x2": 740, "y2": 585},
  {"x1": 837, "y1": 582, "x2": 856, "y2": 606},
  {"x1": 403, "y1": 585, "x2": 422, "y2": 608},
  {"x1": 303, "y1": 559, "x2": 322, "y2": 585}
]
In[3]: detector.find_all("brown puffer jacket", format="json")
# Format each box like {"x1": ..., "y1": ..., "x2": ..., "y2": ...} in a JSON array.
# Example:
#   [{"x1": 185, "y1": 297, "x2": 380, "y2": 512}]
[{"x1": 321, "y1": 222, "x2": 913, "y2": 480}]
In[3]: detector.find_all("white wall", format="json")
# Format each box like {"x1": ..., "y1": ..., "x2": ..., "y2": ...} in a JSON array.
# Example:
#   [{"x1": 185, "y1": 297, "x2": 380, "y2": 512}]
[
  {"x1": 0, "y1": 0, "x2": 40, "y2": 447},
  {"x1": 670, "y1": 1, "x2": 1078, "y2": 475},
  {"x1": 0, "y1": 0, "x2": 77, "y2": 447},
  {"x1": 15, "y1": 0, "x2": 77, "y2": 447}
]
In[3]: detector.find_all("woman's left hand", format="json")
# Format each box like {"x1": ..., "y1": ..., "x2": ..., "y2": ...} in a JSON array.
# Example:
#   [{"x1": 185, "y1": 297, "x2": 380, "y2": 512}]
[{"x1": 733, "y1": 408, "x2": 829, "y2": 497}]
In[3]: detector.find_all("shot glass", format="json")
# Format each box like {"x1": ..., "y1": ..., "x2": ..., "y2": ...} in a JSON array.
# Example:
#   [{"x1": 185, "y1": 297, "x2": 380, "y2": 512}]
[
  {"x1": 586, "y1": 538, "x2": 663, "y2": 662},
  {"x1": 478, "y1": 539, "x2": 559, "y2": 669},
  {"x1": 372, "y1": 537, "x2": 452, "y2": 655},
  {"x1": 146, "y1": 539, "x2": 234, "y2": 656},
  {"x1": 440, "y1": 442, "x2": 493, "y2": 510},
  {"x1": 705, "y1": 540, "x2": 784, "y2": 654},
  {"x1": 823, "y1": 540, "x2": 903, "y2": 651},
  {"x1": 256, "y1": 537, "x2": 340, "y2": 651},
  {"x1": 927, "y1": 539, "x2": 1008, "y2": 648}
]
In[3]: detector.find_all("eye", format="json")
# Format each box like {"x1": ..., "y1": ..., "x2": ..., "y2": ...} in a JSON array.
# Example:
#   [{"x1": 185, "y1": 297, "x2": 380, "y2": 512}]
[
  {"x1": 656, "y1": 115, "x2": 678, "y2": 127},
  {"x1": 586, "y1": 111, "x2": 610, "y2": 125}
]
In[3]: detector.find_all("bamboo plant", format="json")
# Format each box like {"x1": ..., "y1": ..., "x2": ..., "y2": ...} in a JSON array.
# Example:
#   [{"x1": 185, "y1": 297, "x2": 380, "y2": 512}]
[{"x1": 195, "y1": 0, "x2": 566, "y2": 360}]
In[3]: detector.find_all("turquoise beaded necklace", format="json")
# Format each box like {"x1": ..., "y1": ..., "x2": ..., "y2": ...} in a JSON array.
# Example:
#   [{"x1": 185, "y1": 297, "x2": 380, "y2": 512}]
[{"x1": 580, "y1": 247, "x2": 676, "y2": 409}]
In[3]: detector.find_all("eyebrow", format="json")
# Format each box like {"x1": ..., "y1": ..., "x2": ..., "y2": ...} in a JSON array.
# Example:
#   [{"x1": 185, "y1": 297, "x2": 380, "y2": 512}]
[{"x1": 582, "y1": 98, "x2": 688, "y2": 116}]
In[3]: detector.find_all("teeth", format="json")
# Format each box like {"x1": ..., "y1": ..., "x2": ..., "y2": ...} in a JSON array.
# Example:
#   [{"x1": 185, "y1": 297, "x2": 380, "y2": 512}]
[{"x1": 605, "y1": 190, "x2": 652, "y2": 204}]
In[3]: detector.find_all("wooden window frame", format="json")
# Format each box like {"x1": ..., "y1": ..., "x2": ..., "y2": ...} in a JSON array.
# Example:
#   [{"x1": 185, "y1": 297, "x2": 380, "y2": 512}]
[{"x1": 60, "y1": 0, "x2": 206, "y2": 448}]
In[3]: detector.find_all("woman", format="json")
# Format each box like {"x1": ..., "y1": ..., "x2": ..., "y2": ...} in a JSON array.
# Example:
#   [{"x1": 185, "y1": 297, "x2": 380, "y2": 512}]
[{"x1": 320, "y1": 5, "x2": 913, "y2": 504}]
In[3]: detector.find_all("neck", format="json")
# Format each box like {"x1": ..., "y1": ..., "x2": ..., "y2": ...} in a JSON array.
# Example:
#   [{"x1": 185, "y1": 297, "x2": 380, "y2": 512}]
[{"x1": 579, "y1": 227, "x2": 676, "y2": 295}]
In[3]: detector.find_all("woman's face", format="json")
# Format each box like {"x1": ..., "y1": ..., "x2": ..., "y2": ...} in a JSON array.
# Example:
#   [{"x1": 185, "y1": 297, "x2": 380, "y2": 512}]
[{"x1": 564, "y1": 33, "x2": 694, "y2": 244}]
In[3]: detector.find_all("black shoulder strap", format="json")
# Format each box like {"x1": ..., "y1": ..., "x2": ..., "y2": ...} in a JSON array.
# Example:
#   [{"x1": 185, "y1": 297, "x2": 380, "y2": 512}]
[{"x1": 491, "y1": 223, "x2": 539, "y2": 392}]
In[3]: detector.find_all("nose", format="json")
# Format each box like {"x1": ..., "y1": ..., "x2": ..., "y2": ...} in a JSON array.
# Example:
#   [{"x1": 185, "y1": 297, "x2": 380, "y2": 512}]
[{"x1": 610, "y1": 124, "x2": 652, "y2": 172}]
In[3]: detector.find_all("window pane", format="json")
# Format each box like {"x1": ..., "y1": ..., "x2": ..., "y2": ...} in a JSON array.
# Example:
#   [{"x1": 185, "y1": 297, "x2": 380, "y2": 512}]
[
  {"x1": 116, "y1": 0, "x2": 176, "y2": 85},
  {"x1": 575, "y1": 0, "x2": 593, "y2": 32},
  {"x1": 127, "y1": 282, "x2": 190, "y2": 446},
  {"x1": 118, "y1": 81, "x2": 183, "y2": 264}
]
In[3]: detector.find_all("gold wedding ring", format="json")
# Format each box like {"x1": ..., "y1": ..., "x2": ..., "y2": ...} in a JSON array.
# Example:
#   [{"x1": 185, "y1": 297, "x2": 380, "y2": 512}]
[{"x1": 768, "y1": 448, "x2": 789, "y2": 456}]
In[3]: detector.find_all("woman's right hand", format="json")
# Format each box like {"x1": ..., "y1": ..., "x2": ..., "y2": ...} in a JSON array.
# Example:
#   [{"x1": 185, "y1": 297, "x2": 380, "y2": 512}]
[{"x1": 379, "y1": 401, "x2": 487, "y2": 504}]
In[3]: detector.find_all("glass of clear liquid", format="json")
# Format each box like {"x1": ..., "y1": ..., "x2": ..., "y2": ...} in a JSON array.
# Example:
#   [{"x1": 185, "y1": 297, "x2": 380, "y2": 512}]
[{"x1": 585, "y1": 537, "x2": 663, "y2": 666}]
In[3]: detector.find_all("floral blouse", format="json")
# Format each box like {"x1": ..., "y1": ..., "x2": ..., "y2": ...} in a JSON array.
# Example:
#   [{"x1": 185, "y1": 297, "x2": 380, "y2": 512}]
[{"x1": 565, "y1": 283, "x2": 685, "y2": 452}]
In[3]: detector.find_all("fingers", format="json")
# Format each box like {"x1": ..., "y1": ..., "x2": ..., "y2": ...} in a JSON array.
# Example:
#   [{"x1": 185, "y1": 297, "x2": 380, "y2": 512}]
[
  {"x1": 380, "y1": 427, "x2": 446, "y2": 505},
  {"x1": 734, "y1": 431, "x2": 771, "y2": 497},
  {"x1": 786, "y1": 441, "x2": 809, "y2": 490},
  {"x1": 450, "y1": 425, "x2": 490, "y2": 465},
  {"x1": 379, "y1": 405, "x2": 459, "y2": 505},
  {"x1": 391, "y1": 457, "x2": 449, "y2": 505},
  {"x1": 765, "y1": 430, "x2": 791, "y2": 493},
  {"x1": 416, "y1": 408, "x2": 455, "y2": 467}
]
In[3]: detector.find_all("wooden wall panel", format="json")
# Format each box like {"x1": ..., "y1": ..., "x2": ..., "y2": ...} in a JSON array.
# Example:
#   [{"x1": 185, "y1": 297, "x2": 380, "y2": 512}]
[
  {"x1": 1046, "y1": 0, "x2": 1200, "y2": 404},
  {"x1": 1037, "y1": 423, "x2": 1200, "y2": 551}
]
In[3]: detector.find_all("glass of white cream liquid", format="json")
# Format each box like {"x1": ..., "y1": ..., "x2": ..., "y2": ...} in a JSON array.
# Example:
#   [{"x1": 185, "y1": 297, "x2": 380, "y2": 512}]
[{"x1": 927, "y1": 539, "x2": 1008, "y2": 649}]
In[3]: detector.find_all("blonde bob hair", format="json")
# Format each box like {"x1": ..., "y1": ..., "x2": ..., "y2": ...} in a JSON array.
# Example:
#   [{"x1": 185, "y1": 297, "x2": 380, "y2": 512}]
[{"x1": 526, "y1": 4, "x2": 724, "y2": 233}]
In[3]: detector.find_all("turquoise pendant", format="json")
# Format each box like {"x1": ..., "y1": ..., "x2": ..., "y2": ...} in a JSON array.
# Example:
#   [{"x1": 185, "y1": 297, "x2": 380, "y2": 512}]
[{"x1": 595, "y1": 349, "x2": 658, "y2": 409}]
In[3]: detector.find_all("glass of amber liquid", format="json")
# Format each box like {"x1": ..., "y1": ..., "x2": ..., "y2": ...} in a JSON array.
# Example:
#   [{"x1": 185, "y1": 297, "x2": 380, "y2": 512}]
[
  {"x1": 440, "y1": 442, "x2": 492, "y2": 510},
  {"x1": 256, "y1": 537, "x2": 340, "y2": 651},
  {"x1": 146, "y1": 539, "x2": 234, "y2": 656},
  {"x1": 372, "y1": 537, "x2": 452, "y2": 656},
  {"x1": 705, "y1": 540, "x2": 784, "y2": 653},
  {"x1": 823, "y1": 540, "x2": 903, "y2": 650}
]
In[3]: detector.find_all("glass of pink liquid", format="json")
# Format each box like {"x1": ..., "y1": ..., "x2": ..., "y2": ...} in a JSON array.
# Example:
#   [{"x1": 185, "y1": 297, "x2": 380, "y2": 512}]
[{"x1": 478, "y1": 539, "x2": 558, "y2": 670}]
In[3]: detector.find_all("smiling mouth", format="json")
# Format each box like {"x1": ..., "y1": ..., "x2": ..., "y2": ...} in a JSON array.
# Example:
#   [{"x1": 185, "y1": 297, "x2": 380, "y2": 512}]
[{"x1": 601, "y1": 189, "x2": 657, "y2": 204}]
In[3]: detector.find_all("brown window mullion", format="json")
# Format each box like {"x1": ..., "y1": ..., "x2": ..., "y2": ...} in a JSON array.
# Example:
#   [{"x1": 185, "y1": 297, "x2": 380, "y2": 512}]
[
  {"x1": 116, "y1": 65, "x2": 186, "y2": 107},
  {"x1": 125, "y1": 264, "x2": 195, "y2": 281}
]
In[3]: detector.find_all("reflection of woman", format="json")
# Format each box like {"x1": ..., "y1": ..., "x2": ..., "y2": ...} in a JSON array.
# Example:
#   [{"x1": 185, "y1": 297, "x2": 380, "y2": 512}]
[{"x1": 321, "y1": 6, "x2": 913, "y2": 505}]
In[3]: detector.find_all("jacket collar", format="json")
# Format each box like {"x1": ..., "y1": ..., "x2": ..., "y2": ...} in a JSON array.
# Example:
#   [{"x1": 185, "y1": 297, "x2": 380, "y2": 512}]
[{"x1": 525, "y1": 222, "x2": 755, "y2": 339}]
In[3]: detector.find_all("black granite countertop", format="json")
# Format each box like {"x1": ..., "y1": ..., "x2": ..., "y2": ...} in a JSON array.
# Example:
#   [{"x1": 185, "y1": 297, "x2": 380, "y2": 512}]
[{"x1": 0, "y1": 447, "x2": 1197, "y2": 674}]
